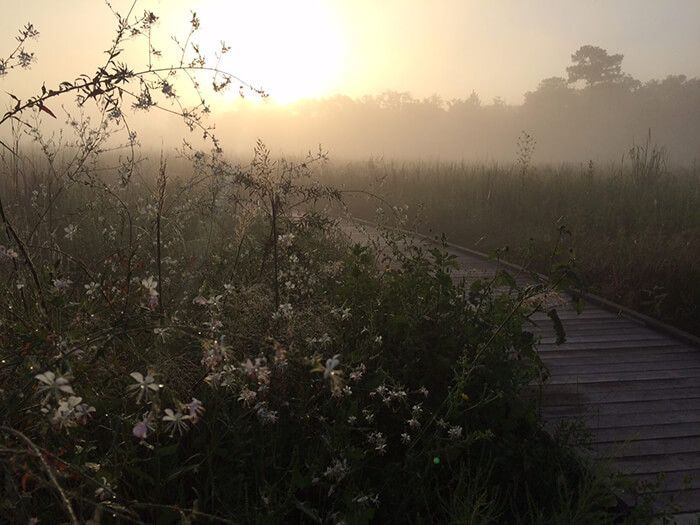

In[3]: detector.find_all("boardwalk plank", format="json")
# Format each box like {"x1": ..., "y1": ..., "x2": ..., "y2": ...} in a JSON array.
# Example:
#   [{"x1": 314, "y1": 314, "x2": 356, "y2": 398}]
[
  {"x1": 538, "y1": 386, "x2": 700, "y2": 406},
  {"x1": 537, "y1": 339, "x2": 682, "y2": 350},
  {"x1": 543, "y1": 398, "x2": 700, "y2": 418},
  {"x1": 544, "y1": 410, "x2": 700, "y2": 429},
  {"x1": 611, "y1": 453, "x2": 700, "y2": 475},
  {"x1": 537, "y1": 348, "x2": 698, "y2": 363},
  {"x1": 538, "y1": 349, "x2": 698, "y2": 364},
  {"x1": 544, "y1": 376, "x2": 700, "y2": 391},
  {"x1": 594, "y1": 437, "x2": 700, "y2": 458},
  {"x1": 546, "y1": 360, "x2": 700, "y2": 376},
  {"x1": 593, "y1": 423, "x2": 700, "y2": 442}
]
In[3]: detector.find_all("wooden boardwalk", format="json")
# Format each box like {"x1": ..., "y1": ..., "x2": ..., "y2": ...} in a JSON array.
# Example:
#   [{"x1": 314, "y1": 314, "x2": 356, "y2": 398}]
[{"x1": 342, "y1": 221, "x2": 700, "y2": 522}]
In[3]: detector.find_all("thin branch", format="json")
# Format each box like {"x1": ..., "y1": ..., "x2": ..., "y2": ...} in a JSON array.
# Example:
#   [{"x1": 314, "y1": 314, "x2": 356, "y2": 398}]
[{"x1": 0, "y1": 427, "x2": 79, "y2": 525}]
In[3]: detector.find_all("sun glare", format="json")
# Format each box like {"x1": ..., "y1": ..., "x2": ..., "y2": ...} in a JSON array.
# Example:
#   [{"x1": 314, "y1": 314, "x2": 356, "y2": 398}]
[{"x1": 190, "y1": 1, "x2": 347, "y2": 106}]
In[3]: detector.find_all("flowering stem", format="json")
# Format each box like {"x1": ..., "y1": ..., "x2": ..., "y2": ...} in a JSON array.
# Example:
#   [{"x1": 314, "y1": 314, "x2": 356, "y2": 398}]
[
  {"x1": 0, "y1": 195, "x2": 49, "y2": 325},
  {"x1": 156, "y1": 153, "x2": 167, "y2": 319},
  {"x1": 271, "y1": 192, "x2": 280, "y2": 309}
]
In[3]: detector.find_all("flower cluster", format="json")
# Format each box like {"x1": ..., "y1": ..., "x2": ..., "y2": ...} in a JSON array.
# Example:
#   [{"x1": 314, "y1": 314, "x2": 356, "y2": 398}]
[
  {"x1": 127, "y1": 372, "x2": 205, "y2": 441},
  {"x1": 35, "y1": 371, "x2": 95, "y2": 431}
]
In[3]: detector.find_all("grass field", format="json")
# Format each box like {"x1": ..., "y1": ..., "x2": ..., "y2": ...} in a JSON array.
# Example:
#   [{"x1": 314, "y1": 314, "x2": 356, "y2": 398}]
[{"x1": 322, "y1": 154, "x2": 700, "y2": 337}]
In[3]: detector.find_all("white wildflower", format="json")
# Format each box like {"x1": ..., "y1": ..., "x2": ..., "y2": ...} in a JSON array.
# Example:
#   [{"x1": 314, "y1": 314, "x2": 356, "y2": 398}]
[
  {"x1": 35, "y1": 371, "x2": 74, "y2": 403},
  {"x1": 64, "y1": 224, "x2": 78, "y2": 240},
  {"x1": 94, "y1": 477, "x2": 116, "y2": 501},
  {"x1": 278, "y1": 232, "x2": 295, "y2": 247},
  {"x1": 133, "y1": 412, "x2": 154, "y2": 441},
  {"x1": 448, "y1": 425, "x2": 464, "y2": 440},
  {"x1": 323, "y1": 354, "x2": 341, "y2": 379},
  {"x1": 141, "y1": 276, "x2": 158, "y2": 294},
  {"x1": 238, "y1": 388, "x2": 257, "y2": 406},
  {"x1": 52, "y1": 278, "x2": 73, "y2": 289},
  {"x1": 323, "y1": 457, "x2": 349, "y2": 482},
  {"x1": 126, "y1": 372, "x2": 160, "y2": 404},
  {"x1": 407, "y1": 418, "x2": 421, "y2": 430},
  {"x1": 162, "y1": 408, "x2": 190, "y2": 436},
  {"x1": 84, "y1": 281, "x2": 100, "y2": 297},
  {"x1": 272, "y1": 302, "x2": 293, "y2": 320},
  {"x1": 186, "y1": 398, "x2": 205, "y2": 423}
]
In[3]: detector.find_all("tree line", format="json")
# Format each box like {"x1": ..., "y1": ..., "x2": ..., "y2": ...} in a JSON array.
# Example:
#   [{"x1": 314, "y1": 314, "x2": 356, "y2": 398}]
[{"x1": 217, "y1": 46, "x2": 699, "y2": 165}]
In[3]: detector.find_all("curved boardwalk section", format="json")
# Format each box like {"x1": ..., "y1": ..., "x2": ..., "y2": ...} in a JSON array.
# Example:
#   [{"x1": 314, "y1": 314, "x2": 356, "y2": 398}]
[{"x1": 342, "y1": 221, "x2": 700, "y2": 521}]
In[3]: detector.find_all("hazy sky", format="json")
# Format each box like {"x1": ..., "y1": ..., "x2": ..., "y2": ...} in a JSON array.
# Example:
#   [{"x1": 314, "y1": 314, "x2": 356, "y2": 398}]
[{"x1": 2, "y1": 0, "x2": 700, "y2": 106}]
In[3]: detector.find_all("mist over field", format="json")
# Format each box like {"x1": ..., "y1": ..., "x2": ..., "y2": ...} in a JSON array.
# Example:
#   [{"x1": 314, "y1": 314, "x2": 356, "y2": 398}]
[
  {"x1": 101, "y1": 66, "x2": 700, "y2": 167},
  {"x1": 208, "y1": 75, "x2": 700, "y2": 165}
]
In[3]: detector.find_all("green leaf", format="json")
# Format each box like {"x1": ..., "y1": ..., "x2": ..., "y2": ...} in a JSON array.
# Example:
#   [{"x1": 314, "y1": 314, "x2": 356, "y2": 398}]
[
  {"x1": 165, "y1": 463, "x2": 200, "y2": 483},
  {"x1": 156, "y1": 444, "x2": 178, "y2": 457},
  {"x1": 494, "y1": 268, "x2": 516, "y2": 289},
  {"x1": 124, "y1": 464, "x2": 155, "y2": 486}
]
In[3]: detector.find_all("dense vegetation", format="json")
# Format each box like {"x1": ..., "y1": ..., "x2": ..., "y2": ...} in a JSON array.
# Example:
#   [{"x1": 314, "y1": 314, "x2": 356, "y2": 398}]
[
  {"x1": 323, "y1": 146, "x2": 700, "y2": 338},
  {"x1": 2, "y1": 139, "x2": 662, "y2": 523},
  {"x1": 0, "y1": 4, "x2": 683, "y2": 523}
]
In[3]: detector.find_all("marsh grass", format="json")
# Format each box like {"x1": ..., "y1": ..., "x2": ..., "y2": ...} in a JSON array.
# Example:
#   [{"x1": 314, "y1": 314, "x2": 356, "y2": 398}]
[{"x1": 325, "y1": 155, "x2": 700, "y2": 336}]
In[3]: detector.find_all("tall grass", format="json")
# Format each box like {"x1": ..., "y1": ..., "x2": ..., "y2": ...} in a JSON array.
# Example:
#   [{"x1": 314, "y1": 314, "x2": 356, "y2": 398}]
[{"x1": 324, "y1": 155, "x2": 700, "y2": 336}]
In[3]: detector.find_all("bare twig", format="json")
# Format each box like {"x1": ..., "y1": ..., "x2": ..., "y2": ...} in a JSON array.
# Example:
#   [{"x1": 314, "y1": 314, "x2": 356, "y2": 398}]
[{"x1": 0, "y1": 427, "x2": 79, "y2": 525}]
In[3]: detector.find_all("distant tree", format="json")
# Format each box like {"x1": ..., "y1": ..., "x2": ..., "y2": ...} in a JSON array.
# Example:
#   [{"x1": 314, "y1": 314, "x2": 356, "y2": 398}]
[
  {"x1": 566, "y1": 45, "x2": 625, "y2": 86},
  {"x1": 466, "y1": 90, "x2": 481, "y2": 107},
  {"x1": 535, "y1": 76, "x2": 570, "y2": 92},
  {"x1": 643, "y1": 74, "x2": 688, "y2": 100},
  {"x1": 492, "y1": 96, "x2": 507, "y2": 107},
  {"x1": 447, "y1": 91, "x2": 480, "y2": 113},
  {"x1": 524, "y1": 76, "x2": 576, "y2": 107},
  {"x1": 376, "y1": 90, "x2": 415, "y2": 111},
  {"x1": 422, "y1": 94, "x2": 445, "y2": 110}
]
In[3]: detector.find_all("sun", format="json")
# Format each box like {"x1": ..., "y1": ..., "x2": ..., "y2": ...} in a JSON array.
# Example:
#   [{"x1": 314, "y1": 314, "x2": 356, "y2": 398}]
[{"x1": 186, "y1": 0, "x2": 348, "y2": 106}]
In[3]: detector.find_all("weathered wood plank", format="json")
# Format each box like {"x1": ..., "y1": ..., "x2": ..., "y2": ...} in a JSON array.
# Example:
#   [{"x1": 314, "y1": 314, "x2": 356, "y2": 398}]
[
  {"x1": 537, "y1": 386, "x2": 700, "y2": 406},
  {"x1": 529, "y1": 317, "x2": 645, "y2": 328},
  {"x1": 545, "y1": 358, "x2": 700, "y2": 375},
  {"x1": 530, "y1": 327, "x2": 657, "y2": 339},
  {"x1": 610, "y1": 453, "x2": 700, "y2": 475},
  {"x1": 537, "y1": 349, "x2": 697, "y2": 365},
  {"x1": 594, "y1": 437, "x2": 700, "y2": 460},
  {"x1": 542, "y1": 375, "x2": 700, "y2": 393},
  {"x1": 643, "y1": 490, "x2": 700, "y2": 517},
  {"x1": 547, "y1": 367, "x2": 700, "y2": 385},
  {"x1": 530, "y1": 309, "x2": 623, "y2": 321},
  {"x1": 538, "y1": 349, "x2": 698, "y2": 365},
  {"x1": 544, "y1": 410, "x2": 700, "y2": 429},
  {"x1": 624, "y1": 469, "x2": 700, "y2": 493},
  {"x1": 543, "y1": 398, "x2": 700, "y2": 418},
  {"x1": 593, "y1": 423, "x2": 700, "y2": 443}
]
